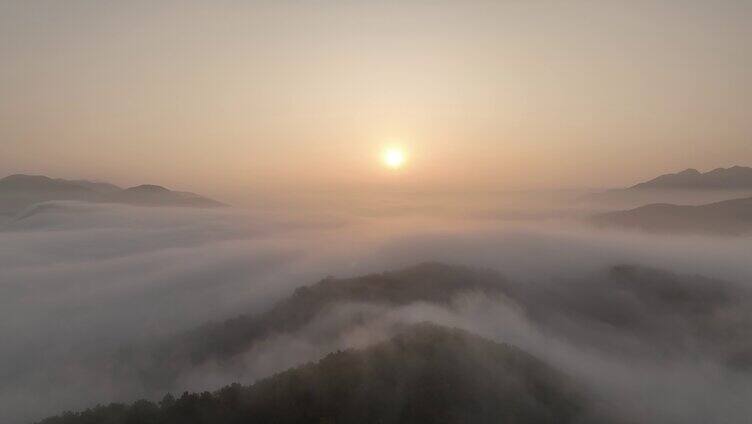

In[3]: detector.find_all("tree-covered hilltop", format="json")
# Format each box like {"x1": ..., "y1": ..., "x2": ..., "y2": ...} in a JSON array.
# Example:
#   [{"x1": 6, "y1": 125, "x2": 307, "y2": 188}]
[
  {"x1": 177, "y1": 262, "x2": 506, "y2": 360},
  {"x1": 120, "y1": 262, "x2": 508, "y2": 391},
  {"x1": 37, "y1": 323, "x2": 601, "y2": 424}
]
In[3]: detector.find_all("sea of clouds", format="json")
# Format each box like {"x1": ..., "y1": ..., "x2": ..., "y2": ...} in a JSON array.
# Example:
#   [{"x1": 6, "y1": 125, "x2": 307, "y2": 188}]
[{"x1": 2, "y1": 199, "x2": 752, "y2": 423}]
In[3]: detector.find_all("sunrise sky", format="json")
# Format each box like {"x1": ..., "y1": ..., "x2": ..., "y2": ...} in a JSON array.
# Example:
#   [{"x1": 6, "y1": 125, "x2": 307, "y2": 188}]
[{"x1": 2, "y1": 1, "x2": 751, "y2": 201}]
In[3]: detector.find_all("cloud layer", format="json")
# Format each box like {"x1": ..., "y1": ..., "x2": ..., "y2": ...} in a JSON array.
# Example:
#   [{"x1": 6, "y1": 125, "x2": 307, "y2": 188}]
[{"x1": 2, "y1": 201, "x2": 752, "y2": 423}]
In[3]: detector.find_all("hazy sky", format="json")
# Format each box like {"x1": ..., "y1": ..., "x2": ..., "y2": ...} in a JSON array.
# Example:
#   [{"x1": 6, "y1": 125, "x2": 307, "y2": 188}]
[{"x1": 1, "y1": 0, "x2": 751, "y2": 200}]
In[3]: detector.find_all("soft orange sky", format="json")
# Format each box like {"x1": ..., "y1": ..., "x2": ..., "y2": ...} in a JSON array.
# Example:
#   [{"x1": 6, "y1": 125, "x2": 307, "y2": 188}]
[{"x1": 1, "y1": 1, "x2": 751, "y2": 201}]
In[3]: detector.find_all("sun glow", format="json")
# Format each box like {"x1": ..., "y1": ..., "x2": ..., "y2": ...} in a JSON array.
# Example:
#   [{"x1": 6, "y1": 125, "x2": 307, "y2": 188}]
[{"x1": 382, "y1": 147, "x2": 407, "y2": 169}]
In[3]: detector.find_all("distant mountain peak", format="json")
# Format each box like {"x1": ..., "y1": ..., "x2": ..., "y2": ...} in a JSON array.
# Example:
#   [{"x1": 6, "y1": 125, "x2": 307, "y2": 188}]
[
  {"x1": 125, "y1": 184, "x2": 170, "y2": 192},
  {"x1": 0, "y1": 174, "x2": 93, "y2": 193},
  {"x1": 113, "y1": 183, "x2": 223, "y2": 207},
  {"x1": 2, "y1": 173, "x2": 51, "y2": 181},
  {"x1": 678, "y1": 168, "x2": 701, "y2": 175},
  {"x1": 630, "y1": 166, "x2": 752, "y2": 190},
  {"x1": 1, "y1": 174, "x2": 57, "y2": 185}
]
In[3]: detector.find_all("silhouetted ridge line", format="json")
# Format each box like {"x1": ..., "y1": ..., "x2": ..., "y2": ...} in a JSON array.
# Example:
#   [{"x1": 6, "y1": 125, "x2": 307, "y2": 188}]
[
  {"x1": 35, "y1": 323, "x2": 603, "y2": 424},
  {"x1": 631, "y1": 166, "x2": 752, "y2": 190},
  {"x1": 0, "y1": 174, "x2": 224, "y2": 215},
  {"x1": 592, "y1": 196, "x2": 752, "y2": 234}
]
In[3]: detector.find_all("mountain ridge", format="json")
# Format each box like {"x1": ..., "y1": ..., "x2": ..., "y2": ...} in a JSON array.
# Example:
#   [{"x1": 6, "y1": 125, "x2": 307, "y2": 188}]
[
  {"x1": 592, "y1": 196, "x2": 752, "y2": 234},
  {"x1": 35, "y1": 323, "x2": 604, "y2": 424},
  {"x1": 128, "y1": 262, "x2": 507, "y2": 391},
  {"x1": 0, "y1": 174, "x2": 224, "y2": 215},
  {"x1": 583, "y1": 166, "x2": 752, "y2": 208},
  {"x1": 631, "y1": 166, "x2": 752, "y2": 190}
]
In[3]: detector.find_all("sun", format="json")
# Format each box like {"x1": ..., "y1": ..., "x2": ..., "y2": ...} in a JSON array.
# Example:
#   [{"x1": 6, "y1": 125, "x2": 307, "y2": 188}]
[{"x1": 382, "y1": 147, "x2": 407, "y2": 169}]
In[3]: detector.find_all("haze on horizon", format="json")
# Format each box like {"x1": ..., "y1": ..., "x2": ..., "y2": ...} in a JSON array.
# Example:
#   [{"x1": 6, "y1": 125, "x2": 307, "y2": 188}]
[{"x1": 2, "y1": 0, "x2": 751, "y2": 203}]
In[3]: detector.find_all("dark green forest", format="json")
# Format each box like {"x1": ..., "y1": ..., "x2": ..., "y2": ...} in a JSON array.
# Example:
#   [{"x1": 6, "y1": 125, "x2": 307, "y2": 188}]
[{"x1": 37, "y1": 324, "x2": 597, "y2": 424}]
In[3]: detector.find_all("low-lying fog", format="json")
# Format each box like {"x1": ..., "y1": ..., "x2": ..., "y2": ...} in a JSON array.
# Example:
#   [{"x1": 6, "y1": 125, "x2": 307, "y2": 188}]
[{"x1": 2, "y1": 193, "x2": 751, "y2": 423}]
